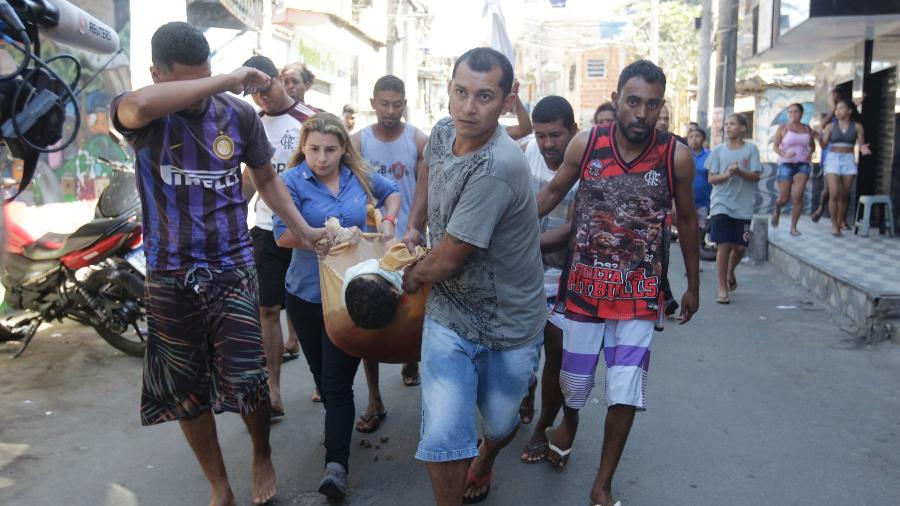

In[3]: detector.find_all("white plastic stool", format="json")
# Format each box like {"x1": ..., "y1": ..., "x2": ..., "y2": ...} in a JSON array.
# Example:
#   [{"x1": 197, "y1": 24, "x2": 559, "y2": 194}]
[{"x1": 854, "y1": 195, "x2": 895, "y2": 237}]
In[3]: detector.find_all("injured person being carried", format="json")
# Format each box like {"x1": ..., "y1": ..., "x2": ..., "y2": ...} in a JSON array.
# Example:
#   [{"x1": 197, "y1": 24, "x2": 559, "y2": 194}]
[{"x1": 319, "y1": 216, "x2": 428, "y2": 363}]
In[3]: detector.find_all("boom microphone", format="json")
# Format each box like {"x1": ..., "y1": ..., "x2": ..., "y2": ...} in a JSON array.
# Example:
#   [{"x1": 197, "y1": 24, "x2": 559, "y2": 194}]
[{"x1": 21, "y1": 0, "x2": 119, "y2": 54}]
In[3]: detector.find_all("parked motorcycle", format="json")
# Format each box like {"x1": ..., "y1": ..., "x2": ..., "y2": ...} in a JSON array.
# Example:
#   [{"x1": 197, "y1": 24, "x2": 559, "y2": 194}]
[
  {"x1": 0, "y1": 176, "x2": 147, "y2": 358},
  {"x1": 699, "y1": 222, "x2": 717, "y2": 261}
]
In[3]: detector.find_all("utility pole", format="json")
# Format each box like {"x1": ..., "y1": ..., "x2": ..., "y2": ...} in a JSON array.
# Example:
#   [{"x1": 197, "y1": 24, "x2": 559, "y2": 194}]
[
  {"x1": 650, "y1": 0, "x2": 659, "y2": 63},
  {"x1": 697, "y1": 0, "x2": 712, "y2": 131},
  {"x1": 386, "y1": 0, "x2": 397, "y2": 75},
  {"x1": 257, "y1": 0, "x2": 272, "y2": 55},
  {"x1": 714, "y1": 0, "x2": 739, "y2": 141}
]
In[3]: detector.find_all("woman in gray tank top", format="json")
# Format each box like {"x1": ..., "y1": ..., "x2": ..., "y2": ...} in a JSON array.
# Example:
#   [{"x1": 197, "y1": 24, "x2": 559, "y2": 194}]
[{"x1": 821, "y1": 99, "x2": 871, "y2": 236}]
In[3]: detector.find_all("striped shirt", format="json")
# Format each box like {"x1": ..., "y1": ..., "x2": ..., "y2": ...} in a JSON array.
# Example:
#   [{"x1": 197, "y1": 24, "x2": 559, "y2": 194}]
[
  {"x1": 110, "y1": 92, "x2": 275, "y2": 272},
  {"x1": 253, "y1": 101, "x2": 317, "y2": 231}
]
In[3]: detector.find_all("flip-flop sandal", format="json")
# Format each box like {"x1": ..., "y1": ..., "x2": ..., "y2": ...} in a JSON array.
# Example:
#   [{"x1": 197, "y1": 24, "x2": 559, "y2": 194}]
[
  {"x1": 519, "y1": 403, "x2": 535, "y2": 425},
  {"x1": 282, "y1": 351, "x2": 300, "y2": 362},
  {"x1": 716, "y1": 296, "x2": 730, "y2": 304},
  {"x1": 545, "y1": 428, "x2": 574, "y2": 468},
  {"x1": 462, "y1": 461, "x2": 492, "y2": 504},
  {"x1": 728, "y1": 278, "x2": 738, "y2": 292},
  {"x1": 271, "y1": 408, "x2": 285, "y2": 418},
  {"x1": 401, "y1": 373, "x2": 420, "y2": 386},
  {"x1": 548, "y1": 441, "x2": 573, "y2": 468},
  {"x1": 520, "y1": 441, "x2": 549, "y2": 464},
  {"x1": 401, "y1": 364, "x2": 420, "y2": 386},
  {"x1": 354, "y1": 411, "x2": 387, "y2": 433}
]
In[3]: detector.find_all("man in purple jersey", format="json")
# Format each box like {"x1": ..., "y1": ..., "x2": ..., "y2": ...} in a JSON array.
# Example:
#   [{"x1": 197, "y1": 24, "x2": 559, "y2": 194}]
[{"x1": 110, "y1": 22, "x2": 323, "y2": 506}]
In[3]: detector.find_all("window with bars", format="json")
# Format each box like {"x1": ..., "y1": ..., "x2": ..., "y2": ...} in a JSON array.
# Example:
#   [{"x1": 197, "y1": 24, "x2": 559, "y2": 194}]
[{"x1": 586, "y1": 59, "x2": 606, "y2": 79}]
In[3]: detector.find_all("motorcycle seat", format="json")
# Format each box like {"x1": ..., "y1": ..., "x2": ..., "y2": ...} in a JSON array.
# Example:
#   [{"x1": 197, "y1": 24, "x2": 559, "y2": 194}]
[{"x1": 23, "y1": 218, "x2": 121, "y2": 261}]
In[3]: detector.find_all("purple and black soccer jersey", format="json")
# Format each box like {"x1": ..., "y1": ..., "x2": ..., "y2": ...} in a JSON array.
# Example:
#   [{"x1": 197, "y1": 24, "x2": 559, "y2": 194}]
[{"x1": 110, "y1": 93, "x2": 274, "y2": 272}]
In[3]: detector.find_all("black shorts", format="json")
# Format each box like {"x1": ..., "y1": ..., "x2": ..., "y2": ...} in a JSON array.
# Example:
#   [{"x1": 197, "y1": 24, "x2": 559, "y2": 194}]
[
  {"x1": 251, "y1": 226, "x2": 293, "y2": 308},
  {"x1": 709, "y1": 214, "x2": 751, "y2": 247},
  {"x1": 140, "y1": 266, "x2": 268, "y2": 425}
]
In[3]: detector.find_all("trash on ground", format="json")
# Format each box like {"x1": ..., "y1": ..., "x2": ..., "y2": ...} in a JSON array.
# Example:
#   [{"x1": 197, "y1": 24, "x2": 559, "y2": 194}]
[{"x1": 776, "y1": 305, "x2": 798, "y2": 309}]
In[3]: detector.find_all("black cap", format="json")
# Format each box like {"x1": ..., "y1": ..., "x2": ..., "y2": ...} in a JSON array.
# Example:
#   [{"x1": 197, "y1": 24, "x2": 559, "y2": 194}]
[{"x1": 242, "y1": 55, "x2": 277, "y2": 95}]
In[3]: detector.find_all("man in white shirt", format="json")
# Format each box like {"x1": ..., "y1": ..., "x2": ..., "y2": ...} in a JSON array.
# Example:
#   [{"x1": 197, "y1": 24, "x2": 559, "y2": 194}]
[{"x1": 242, "y1": 55, "x2": 317, "y2": 416}]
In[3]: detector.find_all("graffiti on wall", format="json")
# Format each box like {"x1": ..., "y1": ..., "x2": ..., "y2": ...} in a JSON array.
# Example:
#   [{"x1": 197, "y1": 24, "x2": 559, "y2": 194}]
[
  {"x1": 750, "y1": 87, "x2": 818, "y2": 215},
  {"x1": 0, "y1": 0, "x2": 132, "y2": 206}
]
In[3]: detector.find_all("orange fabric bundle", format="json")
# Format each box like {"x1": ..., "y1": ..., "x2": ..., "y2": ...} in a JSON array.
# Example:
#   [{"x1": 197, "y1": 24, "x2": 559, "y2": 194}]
[{"x1": 318, "y1": 215, "x2": 429, "y2": 363}]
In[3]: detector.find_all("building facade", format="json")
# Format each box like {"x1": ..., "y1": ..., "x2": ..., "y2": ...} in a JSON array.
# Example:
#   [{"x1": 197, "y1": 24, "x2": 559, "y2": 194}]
[{"x1": 744, "y1": 0, "x2": 900, "y2": 232}]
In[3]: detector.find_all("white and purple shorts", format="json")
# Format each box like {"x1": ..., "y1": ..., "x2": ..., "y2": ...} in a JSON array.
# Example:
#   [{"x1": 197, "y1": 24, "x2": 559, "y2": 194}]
[{"x1": 558, "y1": 317, "x2": 654, "y2": 412}]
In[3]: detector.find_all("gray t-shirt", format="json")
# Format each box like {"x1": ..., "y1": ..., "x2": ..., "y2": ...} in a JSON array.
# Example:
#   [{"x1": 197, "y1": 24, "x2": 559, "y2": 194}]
[
  {"x1": 706, "y1": 141, "x2": 762, "y2": 220},
  {"x1": 424, "y1": 117, "x2": 546, "y2": 350}
]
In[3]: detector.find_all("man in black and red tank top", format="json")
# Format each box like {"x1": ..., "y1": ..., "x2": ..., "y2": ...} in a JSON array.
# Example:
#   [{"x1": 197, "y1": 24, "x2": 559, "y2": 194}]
[{"x1": 536, "y1": 60, "x2": 700, "y2": 506}]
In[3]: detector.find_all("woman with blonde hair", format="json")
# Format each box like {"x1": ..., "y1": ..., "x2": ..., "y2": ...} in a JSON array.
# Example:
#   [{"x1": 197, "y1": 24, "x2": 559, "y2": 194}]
[{"x1": 273, "y1": 112, "x2": 400, "y2": 500}]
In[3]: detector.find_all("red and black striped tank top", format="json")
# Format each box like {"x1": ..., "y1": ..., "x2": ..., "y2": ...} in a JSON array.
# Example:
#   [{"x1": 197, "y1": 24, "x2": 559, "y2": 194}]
[{"x1": 559, "y1": 124, "x2": 676, "y2": 321}]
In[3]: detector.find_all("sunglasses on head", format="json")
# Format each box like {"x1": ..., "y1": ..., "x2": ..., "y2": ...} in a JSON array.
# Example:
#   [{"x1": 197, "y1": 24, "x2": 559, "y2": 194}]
[{"x1": 246, "y1": 78, "x2": 274, "y2": 96}]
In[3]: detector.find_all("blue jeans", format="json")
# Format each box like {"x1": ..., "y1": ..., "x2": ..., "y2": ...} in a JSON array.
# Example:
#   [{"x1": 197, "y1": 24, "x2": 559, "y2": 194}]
[
  {"x1": 415, "y1": 317, "x2": 541, "y2": 462},
  {"x1": 777, "y1": 162, "x2": 811, "y2": 182}
]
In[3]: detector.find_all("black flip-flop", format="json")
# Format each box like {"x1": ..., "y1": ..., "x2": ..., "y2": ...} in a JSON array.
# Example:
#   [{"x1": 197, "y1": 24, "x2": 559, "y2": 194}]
[
  {"x1": 401, "y1": 364, "x2": 420, "y2": 386},
  {"x1": 282, "y1": 351, "x2": 300, "y2": 362},
  {"x1": 355, "y1": 411, "x2": 387, "y2": 433},
  {"x1": 462, "y1": 457, "x2": 492, "y2": 504},
  {"x1": 520, "y1": 441, "x2": 549, "y2": 464}
]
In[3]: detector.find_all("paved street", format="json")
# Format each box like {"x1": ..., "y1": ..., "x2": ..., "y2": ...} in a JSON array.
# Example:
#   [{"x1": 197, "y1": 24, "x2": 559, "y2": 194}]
[{"x1": 2, "y1": 245, "x2": 900, "y2": 506}]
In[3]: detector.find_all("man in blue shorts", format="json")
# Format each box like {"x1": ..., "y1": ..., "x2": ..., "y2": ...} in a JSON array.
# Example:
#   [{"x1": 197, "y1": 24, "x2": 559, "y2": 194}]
[
  {"x1": 402, "y1": 47, "x2": 546, "y2": 505},
  {"x1": 111, "y1": 22, "x2": 322, "y2": 506}
]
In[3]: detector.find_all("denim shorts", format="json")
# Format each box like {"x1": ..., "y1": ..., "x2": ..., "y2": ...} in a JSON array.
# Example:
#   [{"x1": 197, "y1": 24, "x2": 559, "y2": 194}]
[
  {"x1": 777, "y1": 162, "x2": 811, "y2": 182},
  {"x1": 415, "y1": 317, "x2": 541, "y2": 462},
  {"x1": 823, "y1": 152, "x2": 857, "y2": 176}
]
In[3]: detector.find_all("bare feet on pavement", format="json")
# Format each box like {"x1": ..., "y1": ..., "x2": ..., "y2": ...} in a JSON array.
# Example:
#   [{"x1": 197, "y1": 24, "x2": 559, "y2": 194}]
[
  {"x1": 209, "y1": 486, "x2": 235, "y2": 506},
  {"x1": 251, "y1": 456, "x2": 276, "y2": 505}
]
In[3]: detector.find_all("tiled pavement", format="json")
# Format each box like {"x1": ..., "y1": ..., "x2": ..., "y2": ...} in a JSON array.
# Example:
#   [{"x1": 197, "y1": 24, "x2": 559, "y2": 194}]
[
  {"x1": 768, "y1": 216, "x2": 900, "y2": 297},
  {"x1": 767, "y1": 215, "x2": 900, "y2": 338}
]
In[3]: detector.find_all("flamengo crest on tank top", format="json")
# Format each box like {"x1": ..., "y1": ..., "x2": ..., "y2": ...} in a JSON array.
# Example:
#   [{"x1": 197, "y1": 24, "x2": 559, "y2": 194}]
[{"x1": 559, "y1": 124, "x2": 676, "y2": 321}]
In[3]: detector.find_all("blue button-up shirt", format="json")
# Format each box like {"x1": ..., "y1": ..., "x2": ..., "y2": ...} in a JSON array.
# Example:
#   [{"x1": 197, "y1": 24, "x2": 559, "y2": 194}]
[
  {"x1": 692, "y1": 148, "x2": 712, "y2": 209},
  {"x1": 273, "y1": 162, "x2": 399, "y2": 303}
]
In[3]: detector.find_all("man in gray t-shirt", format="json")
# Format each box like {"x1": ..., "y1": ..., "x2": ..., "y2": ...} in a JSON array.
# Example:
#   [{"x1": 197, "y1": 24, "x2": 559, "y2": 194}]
[{"x1": 402, "y1": 48, "x2": 545, "y2": 504}]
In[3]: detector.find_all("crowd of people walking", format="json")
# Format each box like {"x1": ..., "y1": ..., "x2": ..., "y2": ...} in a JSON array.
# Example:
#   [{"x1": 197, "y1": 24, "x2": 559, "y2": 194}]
[{"x1": 109, "y1": 20, "x2": 872, "y2": 506}]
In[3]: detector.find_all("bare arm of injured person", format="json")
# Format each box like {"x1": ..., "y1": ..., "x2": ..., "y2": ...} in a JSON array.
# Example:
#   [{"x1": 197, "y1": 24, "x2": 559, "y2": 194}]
[{"x1": 402, "y1": 234, "x2": 477, "y2": 294}]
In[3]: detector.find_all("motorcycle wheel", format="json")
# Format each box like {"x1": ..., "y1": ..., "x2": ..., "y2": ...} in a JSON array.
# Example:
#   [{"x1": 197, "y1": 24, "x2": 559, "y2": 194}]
[
  {"x1": 699, "y1": 227, "x2": 718, "y2": 262},
  {"x1": 84, "y1": 268, "x2": 147, "y2": 357}
]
